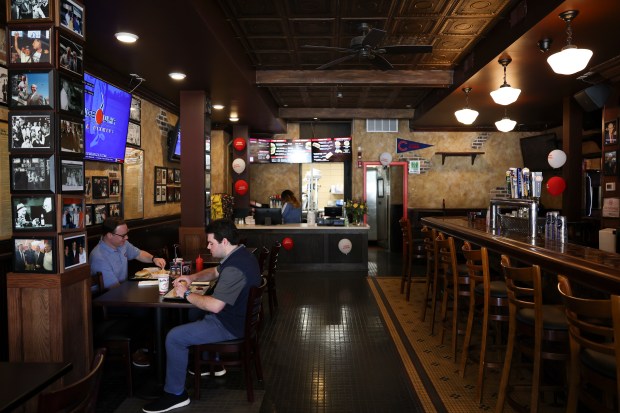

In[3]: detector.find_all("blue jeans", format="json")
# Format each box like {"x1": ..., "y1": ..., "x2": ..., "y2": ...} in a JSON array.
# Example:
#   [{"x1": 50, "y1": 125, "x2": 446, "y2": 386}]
[{"x1": 163, "y1": 314, "x2": 237, "y2": 395}]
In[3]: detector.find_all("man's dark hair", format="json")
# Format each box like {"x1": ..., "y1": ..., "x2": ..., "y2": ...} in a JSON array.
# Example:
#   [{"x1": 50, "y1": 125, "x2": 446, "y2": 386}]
[
  {"x1": 102, "y1": 217, "x2": 126, "y2": 235},
  {"x1": 206, "y1": 219, "x2": 240, "y2": 245}
]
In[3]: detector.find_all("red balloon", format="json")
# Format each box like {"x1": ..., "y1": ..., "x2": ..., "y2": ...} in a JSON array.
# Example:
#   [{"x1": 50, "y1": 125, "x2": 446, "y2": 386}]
[
  {"x1": 546, "y1": 176, "x2": 566, "y2": 196},
  {"x1": 234, "y1": 179, "x2": 248, "y2": 196},
  {"x1": 233, "y1": 137, "x2": 246, "y2": 151},
  {"x1": 282, "y1": 237, "x2": 294, "y2": 251}
]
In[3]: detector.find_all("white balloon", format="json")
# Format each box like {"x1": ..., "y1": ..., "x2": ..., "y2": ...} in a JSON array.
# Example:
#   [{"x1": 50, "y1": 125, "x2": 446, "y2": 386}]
[
  {"x1": 338, "y1": 238, "x2": 352, "y2": 255},
  {"x1": 232, "y1": 158, "x2": 246, "y2": 174},
  {"x1": 379, "y1": 152, "x2": 392, "y2": 166},
  {"x1": 547, "y1": 149, "x2": 566, "y2": 169}
]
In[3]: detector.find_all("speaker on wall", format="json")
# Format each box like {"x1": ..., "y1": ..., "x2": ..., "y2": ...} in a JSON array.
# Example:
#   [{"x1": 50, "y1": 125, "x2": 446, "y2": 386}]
[{"x1": 573, "y1": 84, "x2": 612, "y2": 112}]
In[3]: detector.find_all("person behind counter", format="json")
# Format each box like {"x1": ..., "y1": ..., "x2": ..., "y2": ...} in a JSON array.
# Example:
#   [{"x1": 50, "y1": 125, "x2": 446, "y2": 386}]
[{"x1": 280, "y1": 189, "x2": 302, "y2": 223}]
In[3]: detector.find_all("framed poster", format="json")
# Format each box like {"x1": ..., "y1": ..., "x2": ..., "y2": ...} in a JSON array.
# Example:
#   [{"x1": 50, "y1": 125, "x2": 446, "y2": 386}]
[
  {"x1": 8, "y1": 111, "x2": 54, "y2": 151},
  {"x1": 11, "y1": 195, "x2": 55, "y2": 231},
  {"x1": 58, "y1": 0, "x2": 85, "y2": 40},
  {"x1": 130, "y1": 96, "x2": 141, "y2": 122},
  {"x1": 126, "y1": 122, "x2": 140, "y2": 147},
  {"x1": 60, "y1": 158, "x2": 84, "y2": 192},
  {"x1": 10, "y1": 155, "x2": 55, "y2": 192},
  {"x1": 604, "y1": 119, "x2": 618, "y2": 146},
  {"x1": 91, "y1": 176, "x2": 109, "y2": 199},
  {"x1": 60, "y1": 196, "x2": 84, "y2": 231},
  {"x1": 57, "y1": 34, "x2": 83, "y2": 75},
  {"x1": 7, "y1": 0, "x2": 54, "y2": 23},
  {"x1": 9, "y1": 27, "x2": 53, "y2": 66},
  {"x1": 59, "y1": 116, "x2": 84, "y2": 153},
  {"x1": 9, "y1": 69, "x2": 54, "y2": 108},
  {"x1": 61, "y1": 232, "x2": 87, "y2": 271},
  {"x1": 13, "y1": 236, "x2": 56, "y2": 273}
]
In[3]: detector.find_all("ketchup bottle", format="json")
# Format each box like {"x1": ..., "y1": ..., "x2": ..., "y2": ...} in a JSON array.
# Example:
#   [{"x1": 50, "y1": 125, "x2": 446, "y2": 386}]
[{"x1": 195, "y1": 255, "x2": 203, "y2": 272}]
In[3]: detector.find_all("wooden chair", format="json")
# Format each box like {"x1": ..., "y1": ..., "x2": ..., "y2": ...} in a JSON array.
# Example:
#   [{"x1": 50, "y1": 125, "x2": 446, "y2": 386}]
[
  {"x1": 420, "y1": 226, "x2": 437, "y2": 322},
  {"x1": 398, "y1": 218, "x2": 413, "y2": 300},
  {"x1": 557, "y1": 275, "x2": 620, "y2": 413},
  {"x1": 192, "y1": 277, "x2": 267, "y2": 401},
  {"x1": 265, "y1": 241, "x2": 281, "y2": 316},
  {"x1": 459, "y1": 242, "x2": 509, "y2": 403},
  {"x1": 496, "y1": 256, "x2": 569, "y2": 413},
  {"x1": 37, "y1": 348, "x2": 106, "y2": 413},
  {"x1": 257, "y1": 246, "x2": 270, "y2": 276}
]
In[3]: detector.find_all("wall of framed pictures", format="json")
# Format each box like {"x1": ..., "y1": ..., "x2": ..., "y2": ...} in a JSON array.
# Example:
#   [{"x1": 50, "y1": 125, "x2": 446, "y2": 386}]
[{"x1": 154, "y1": 165, "x2": 181, "y2": 204}]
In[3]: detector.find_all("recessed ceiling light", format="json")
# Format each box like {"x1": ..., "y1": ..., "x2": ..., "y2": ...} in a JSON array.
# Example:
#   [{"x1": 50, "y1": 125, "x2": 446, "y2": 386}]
[
  {"x1": 212, "y1": 104, "x2": 224, "y2": 110},
  {"x1": 229, "y1": 116, "x2": 239, "y2": 122},
  {"x1": 115, "y1": 32, "x2": 138, "y2": 43},
  {"x1": 169, "y1": 72, "x2": 186, "y2": 80}
]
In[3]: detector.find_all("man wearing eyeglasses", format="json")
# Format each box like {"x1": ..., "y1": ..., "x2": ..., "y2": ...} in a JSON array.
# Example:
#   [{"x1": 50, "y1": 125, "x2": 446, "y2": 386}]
[{"x1": 90, "y1": 217, "x2": 167, "y2": 289}]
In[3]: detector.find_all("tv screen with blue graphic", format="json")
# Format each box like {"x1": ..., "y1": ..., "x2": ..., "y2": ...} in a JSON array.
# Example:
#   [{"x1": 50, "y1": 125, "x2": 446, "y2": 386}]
[{"x1": 83, "y1": 72, "x2": 131, "y2": 163}]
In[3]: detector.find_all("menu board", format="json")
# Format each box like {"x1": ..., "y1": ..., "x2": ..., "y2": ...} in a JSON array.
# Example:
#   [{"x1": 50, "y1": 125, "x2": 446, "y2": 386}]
[
  {"x1": 270, "y1": 139, "x2": 312, "y2": 164},
  {"x1": 249, "y1": 137, "x2": 351, "y2": 164},
  {"x1": 312, "y1": 137, "x2": 352, "y2": 162},
  {"x1": 249, "y1": 138, "x2": 271, "y2": 163}
]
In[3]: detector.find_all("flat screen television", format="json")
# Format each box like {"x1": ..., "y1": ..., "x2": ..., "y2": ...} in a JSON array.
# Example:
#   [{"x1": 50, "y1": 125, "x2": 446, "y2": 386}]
[
  {"x1": 254, "y1": 208, "x2": 282, "y2": 225},
  {"x1": 168, "y1": 124, "x2": 181, "y2": 162},
  {"x1": 83, "y1": 72, "x2": 131, "y2": 163},
  {"x1": 519, "y1": 133, "x2": 558, "y2": 171}
]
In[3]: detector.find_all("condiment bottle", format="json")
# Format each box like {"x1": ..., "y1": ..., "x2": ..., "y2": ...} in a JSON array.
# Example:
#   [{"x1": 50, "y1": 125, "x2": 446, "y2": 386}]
[{"x1": 195, "y1": 255, "x2": 203, "y2": 272}]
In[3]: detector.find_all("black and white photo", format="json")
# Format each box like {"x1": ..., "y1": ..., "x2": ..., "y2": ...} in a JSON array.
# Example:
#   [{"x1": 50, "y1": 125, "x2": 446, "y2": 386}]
[
  {"x1": 604, "y1": 150, "x2": 617, "y2": 176},
  {"x1": 59, "y1": 117, "x2": 83, "y2": 153},
  {"x1": 109, "y1": 179, "x2": 120, "y2": 196},
  {"x1": 84, "y1": 204, "x2": 93, "y2": 226},
  {"x1": 13, "y1": 237, "x2": 56, "y2": 273},
  {"x1": 174, "y1": 168, "x2": 181, "y2": 184},
  {"x1": 130, "y1": 96, "x2": 141, "y2": 122},
  {"x1": 0, "y1": 66, "x2": 8, "y2": 104},
  {"x1": 11, "y1": 155, "x2": 54, "y2": 192},
  {"x1": 9, "y1": 70, "x2": 53, "y2": 108},
  {"x1": 62, "y1": 233, "x2": 86, "y2": 271},
  {"x1": 8, "y1": 0, "x2": 53, "y2": 23},
  {"x1": 127, "y1": 122, "x2": 140, "y2": 147},
  {"x1": 58, "y1": 34, "x2": 83, "y2": 75},
  {"x1": 12, "y1": 196, "x2": 55, "y2": 231},
  {"x1": 93, "y1": 204, "x2": 107, "y2": 224},
  {"x1": 59, "y1": 75, "x2": 83, "y2": 115},
  {"x1": 92, "y1": 176, "x2": 109, "y2": 199},
  {"x1": 60, "y1": 158, "x2": 84, "y2": 191},
  {"x1": 59, "y1": 0, "x2": 84, "y2": 39},
  {"x1": 9, "y1": 28, "x2": 52, "y2": 65},
  {"x1": 9, "y1": 112, "x2": 53, "y2": 150},
  {"x1": 108, "y1": 202, "x2": 121, "y2": 217},
  {"x1": 61, "y1": 196, "x2": 84, "y2": 230}
]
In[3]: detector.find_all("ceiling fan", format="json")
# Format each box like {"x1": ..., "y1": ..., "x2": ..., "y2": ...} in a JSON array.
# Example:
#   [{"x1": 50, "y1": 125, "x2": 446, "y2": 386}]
[{"x1": 302, "y1": 23, "x2": 432, "y2": 70}]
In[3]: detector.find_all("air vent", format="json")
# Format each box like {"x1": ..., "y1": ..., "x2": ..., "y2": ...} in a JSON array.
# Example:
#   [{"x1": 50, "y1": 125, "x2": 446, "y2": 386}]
[{"x1": 366, "y1": 119, "x2": 398, "y2": 133}]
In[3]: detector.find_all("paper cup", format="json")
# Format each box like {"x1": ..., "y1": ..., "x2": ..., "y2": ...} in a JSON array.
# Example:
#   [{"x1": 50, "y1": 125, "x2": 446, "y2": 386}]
[{"x1": 158, "y1": 274, "x2": 169, "y2": 295}]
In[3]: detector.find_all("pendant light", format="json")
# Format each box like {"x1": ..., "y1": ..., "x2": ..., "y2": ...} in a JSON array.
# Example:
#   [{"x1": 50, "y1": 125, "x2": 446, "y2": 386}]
[
  {"x1": 495, "y1": 109, "x2": 516, "y2": 132},
  {"x1": 547, "y1": 10, "x2": 593, "y2": 75},
  {"x1": 454, "y1": 87, "x2": 479, "y2": 125},
  {"x1": 490, "y1": 56, "x2": 521, "y2": 106}
]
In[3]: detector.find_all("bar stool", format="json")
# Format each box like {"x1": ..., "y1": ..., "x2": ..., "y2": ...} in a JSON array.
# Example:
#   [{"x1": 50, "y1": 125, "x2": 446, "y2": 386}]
[
  {"x1": 398, "y1": 217, "x2": 413, "y2": 300},
  {"x1": 420, "y1": 226, "x2": 436, "y2": 322},
  {"x1": 459, "y1": 242, "x2": 509, "y2": 404},
  {"x1": 496, "y1": 256, "x2": 569, "y2": 413},
  {"x1": 557, "y1": 275, "x2": 620, "y2": 413}
]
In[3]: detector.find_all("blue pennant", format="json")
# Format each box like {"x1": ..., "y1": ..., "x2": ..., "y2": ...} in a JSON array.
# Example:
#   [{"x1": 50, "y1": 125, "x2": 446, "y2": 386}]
[{"x1": 396, "y1": 138, "x2": 433, "y2": 153}]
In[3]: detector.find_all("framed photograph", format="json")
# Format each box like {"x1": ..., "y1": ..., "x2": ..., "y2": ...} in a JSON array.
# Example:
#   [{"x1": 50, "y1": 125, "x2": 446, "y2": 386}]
[
  {"x1": 61, "y1": 232, "x2": 87, "y2": 271},
  {"x1": 60, "y1": 158, "x2": 84, "y2": 192},
  {"x1": 604, "y1": 150, "x2": 617, "y2": 176},
  {"x1": 84, "y1": 204, "x2": 93, "y2": 226},
  {"x1": 58, "y1": 0, "x2": 85, "y2": 40},
  {"x1": 13, "y1": 236, "x2": 56, "y2": 273},
  {"x1": 108, "y1": 202, "x2": 121, "y2": 217},
  {"x1": 93, "y1": 203, "x2": 107, "y2": 224},
  {"x1": 130, "y1": 96, "x2": 141, "y2": 122},
  {"x1": 109, "y1": 178, "x2": 120, "y2": 196},
  {"x1": 59, "y1": 74, "x2": 83, "y2": 116},
  {"x1": 11, "y1": 195, "x2": 55, "y2": 231},
  {"x1": 0, "y1": 66, "x2": 8, "y2": 104},
  {"x1": 174, "y1": 168, "x2": 181, "y2": 183},
  {"x1": 57, "y1": 34, "x2": 83, "y2": 75},
  {"x1": 155, "y1": 185, "x2": 166, "y2": 203},
  {"x1": 9, "y1": 27, "x2": 53, "y2": 66},
  {"x1": 59, "y1": 117, "x2": 84, "y2": 153},
  {"x1": 126, "y1": 121, "x2": 140, "y2": 147},
  {"x1": 155, "y1": 166, "x2": 165, "y2": 185},
  {"x1": 7, "y1": 0, "x2": 54, "y2": 23},
  {"x1": 606, "y1": 182, "x2": 616, "y2": 192},
  {"x1": 0, "y1": 27, "x2": 7, "y2": 65},
  {"x1": 10, "y1": 155, "x2": 55, "y2": 192},
  {"x1": 92, "y1": 176, "x2": 109, "y2": 199},
  {"x1": 60, "y1": 196, "x2": 84, "y2": 230},
  {"x1": 9, "y1": 69, "x2": 54, "y2": 108},
  {"x1": 167, "y1": 168, "x2": 174, "y2": 184},
  {"x1": 604, "y1": 119, "x2": 618, "y2": 146},
  {"x1": 8, "y1": 112, "x2": 54, "y2": 151},
  {"x1": 84, "y1": 176, "x2": 91, "y2": 200},
  {"x1": 174, "y1": 187, "x2": 181, "y2": 202},
  {"x1": 166, "y1": 186, "x2": 175, "y2": 202}
]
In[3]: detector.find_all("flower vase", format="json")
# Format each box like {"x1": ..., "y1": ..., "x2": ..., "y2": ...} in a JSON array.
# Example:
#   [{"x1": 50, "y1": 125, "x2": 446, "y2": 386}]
[{"x1": 353, "y1": 213, "x2": 363, "y2": 226}]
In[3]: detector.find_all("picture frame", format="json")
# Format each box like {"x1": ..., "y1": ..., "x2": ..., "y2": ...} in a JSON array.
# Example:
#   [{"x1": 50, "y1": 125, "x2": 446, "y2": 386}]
[
  {"x1": 59, "y1": 116, "x2": 84, "y2": 153},
  {"x1": 57, "y1": 34, "x2": 83, "y2": 76},
  {"x1": 155, "y1": 184, "x2": 166, "y2": 203},
  {"x1": 84, "y1": 176, "x2": 91, "y2": 200},
  {"x1": 13, "y1": 236, "x2": 56, "y2": 274},
  {"x1": 58, "y1": 0, "x2": 85, "y2": 40},
  {"x1": 61, "y1": 232, "x2": 87, "y2": 271},
  {"x1": 9, "y1": 69, "x2": 54, "y2": 109},
  {"x1": 126, "y1": 121, "x2": 140, "y2": 147},
  {"x1": 60, "y1": 158, "x2": 84, "y2": 192},
  {"x1": 107, "y1": 202, "x2": 121, "y2": 217},
  {"x1": 109, "y1": 178, "x2": 120, "y2": 196},
  {"x1": 0, "y1": 107, "x2": 8, "y2": 122},
  {"x1": 84, "y1": 204, "x2": 93, "y2": 226},
  {"x1": 91, "y1": 176, "x2": 109, "y2": 199},
  {"x1": 8, "y1": 111, "x2": 54, "y2": 152},
  {"x1": 166, "y1": 186, "x2": 174, "y2": 202},
  {"x1": 604, "y1": 119, "x2": 618, "y2": 146},
  {"x1": 9, "y1": 26, "x2": 54, "y2": 67},
  {"x1": 10, "y1": 155, "x2": 55, "y2": 192},
  {"x1": 58, "y1": 74, "x2": 84, "y2": 116},
  {"x1": 167, "y1": 168, "x2": 174, "y2": 184},
  {"x1": 11, "y1": 195, "x2": 55, "y2": 231},
  {"x1": 0, "y1": 66, "x2": 8, "y2": 104},
  {"x1": 603, "y1": 150, "x2": 617, "y2": 176},
  {"x1": 174, "y1": 168, "x2": 181, "y2": 183},
  {"x1": 155, "y1": 166, "x2": 165, "y2": 185},
  {"x1": 93, "y1": 203, "x2": 107, "y2": 224},
  {"x1": 174, "y1": 187, "x2": 181, "y2": 202},
  {"x1": 7, "y1": 0, "x2": 54, "y2": 23},
  {"x1": 0, "y1": 27, "x2": 7, "y2": 65},
  {"x1": 60, "y1": 196, "x2": 84, "y2": 231},
  {"x1": 130, "y1": 96, "x2": 141, "y2": 122}
]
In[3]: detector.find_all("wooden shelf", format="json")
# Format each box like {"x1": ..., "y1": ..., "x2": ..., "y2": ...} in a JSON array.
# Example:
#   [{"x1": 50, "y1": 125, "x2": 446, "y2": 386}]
[{"x1": 435, "y1": 151, "x2": 485, "y2": 165}]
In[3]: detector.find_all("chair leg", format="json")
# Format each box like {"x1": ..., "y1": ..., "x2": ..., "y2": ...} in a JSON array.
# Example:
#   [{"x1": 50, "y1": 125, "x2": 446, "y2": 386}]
[
  {"x1": 460, "y1": 292, "x2": 476, "y2": 378},
  {"x1": 475, "y1": 301, "x2": 490, "y2": 404},
  {"x1": 495, "y1": 305, "x2": 516, "y2": 413},
  {"x1": 243, "y1": 350, "x2": 254, "y2": 402},
  {"x1": 451, "y1": 293, "x2": 459, "y2": 362},
  {"x1": 429, "y1": 269, "x2": 440, "y2": 335},
  {"x1": 421, "y1": 260, "x2": 432, "y2": 322},
  {"x1": 566, "y1": 339, "x2": 580, "y2": 413},
  {"x1": 124, "y1": 342, "x2": 133, "y2": 397}
]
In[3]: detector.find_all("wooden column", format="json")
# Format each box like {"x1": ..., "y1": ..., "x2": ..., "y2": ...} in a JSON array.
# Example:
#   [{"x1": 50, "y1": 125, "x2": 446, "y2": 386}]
[
  {"x1": 562, "y1": 96, "x2": 583, "y2": 221},
  {"x1": 232, "y1": 125, "x2": 250, "y2": 213}
]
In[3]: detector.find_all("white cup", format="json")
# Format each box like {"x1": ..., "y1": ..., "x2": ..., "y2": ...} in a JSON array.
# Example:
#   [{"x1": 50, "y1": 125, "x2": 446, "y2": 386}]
[{"x1": 158, "y1": 275, "x2": 169, "y2": 295}]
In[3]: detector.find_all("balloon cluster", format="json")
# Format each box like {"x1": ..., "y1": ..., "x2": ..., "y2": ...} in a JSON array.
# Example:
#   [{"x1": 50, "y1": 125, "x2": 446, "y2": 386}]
[{"x1": 546, "y1": 149, "x2": 567, "y2": 196}]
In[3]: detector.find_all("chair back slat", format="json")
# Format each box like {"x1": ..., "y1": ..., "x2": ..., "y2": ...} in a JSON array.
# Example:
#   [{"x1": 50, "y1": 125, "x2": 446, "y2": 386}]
[{"x1": 501, "y1": 255, "x2": 539, "y2": 311}]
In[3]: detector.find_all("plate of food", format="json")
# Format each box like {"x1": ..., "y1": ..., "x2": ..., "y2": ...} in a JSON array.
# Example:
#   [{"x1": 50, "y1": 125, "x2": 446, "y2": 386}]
[
  {"x1": 163, "y1": 284, "x2": 209, "y2": 301},
  {"x1": 132, "y1": 268, "x2": 169, "y2": 280}
]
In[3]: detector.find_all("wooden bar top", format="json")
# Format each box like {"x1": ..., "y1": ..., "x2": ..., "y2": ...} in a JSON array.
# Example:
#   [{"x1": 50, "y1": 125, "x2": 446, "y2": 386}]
[{"x1": 422, "y1": 216, "x2": 620, "y2": 294}]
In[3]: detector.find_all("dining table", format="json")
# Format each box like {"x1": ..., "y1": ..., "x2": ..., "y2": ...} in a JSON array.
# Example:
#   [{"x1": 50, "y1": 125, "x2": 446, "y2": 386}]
[{"x1": 0, "y1": 361, "x2": 72, "y2": 413}]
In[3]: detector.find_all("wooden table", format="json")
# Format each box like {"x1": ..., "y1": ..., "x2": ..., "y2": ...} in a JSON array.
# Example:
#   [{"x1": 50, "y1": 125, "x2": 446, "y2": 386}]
[
  {"x1": 422, "y1": 216, "x2": 620, "y2": 294},
  {"x1": 0, "y1": 362, "x2": 72, "y2": 413}
]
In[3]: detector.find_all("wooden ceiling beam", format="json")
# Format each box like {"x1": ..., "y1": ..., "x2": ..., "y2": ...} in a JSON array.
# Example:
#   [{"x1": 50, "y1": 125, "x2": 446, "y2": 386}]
[
  {"x1": 279, "y1": 108, "x2": 415, "y2": 119},
  {"x1": 257, "y1": 70, "x2": 453, "y2": 87}
]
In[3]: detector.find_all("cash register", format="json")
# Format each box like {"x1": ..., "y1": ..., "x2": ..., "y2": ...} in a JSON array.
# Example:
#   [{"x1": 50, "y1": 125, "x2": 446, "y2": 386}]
[{"x1": 317, "y1": 206, "x2": 346, "y2": 226}]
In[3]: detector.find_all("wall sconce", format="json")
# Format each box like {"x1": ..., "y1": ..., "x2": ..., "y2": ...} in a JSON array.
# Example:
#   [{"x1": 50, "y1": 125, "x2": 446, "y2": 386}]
[
  {"x1": 454, "y1": 87, "x2": 479, "y2": 125},
  {"x1": 495, "y1": 109, "x2": 516, "y2": 132},
  {"x1": 490, "y1": 56, "x2": 521, "y2": 106},
  {"x1": 547, "y1": 10, "x2": 593, "y2": 75}
]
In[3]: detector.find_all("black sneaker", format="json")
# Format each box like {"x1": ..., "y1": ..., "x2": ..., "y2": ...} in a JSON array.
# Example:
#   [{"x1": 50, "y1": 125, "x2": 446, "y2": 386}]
[
  {"x1": 142, "y1": 391, "x2": 190, "y2": 413},
  {"x1": 188, "y1": 365, "x2": 226, "y2": 377}
]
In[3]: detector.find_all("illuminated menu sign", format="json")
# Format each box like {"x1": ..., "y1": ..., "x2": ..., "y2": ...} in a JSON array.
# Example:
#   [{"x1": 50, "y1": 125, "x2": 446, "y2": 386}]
[
  {"x1": 248, "y1": 138, "x2": 271, "y2": 163},
  {"x1": 270, "y1": 139, "x2": 312, "y2": 163},
  {"x1": 249, "y1": 137, "x2": 351, "y2": 163},
  {"x1": 312, "y1": 137, "x2": 352, "y2": 162}
]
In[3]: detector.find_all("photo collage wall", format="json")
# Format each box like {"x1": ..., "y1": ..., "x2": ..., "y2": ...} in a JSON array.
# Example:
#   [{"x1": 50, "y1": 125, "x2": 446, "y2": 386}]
[
  {"x1": 6, "y1": 0, "x2": 88, "y2": 274},
  {"x1": 154, "y1": 166, "x2": 181, "y2": 204},
  {"x1": 603, "y1": 117, "x2": 619, "y2": 217}
]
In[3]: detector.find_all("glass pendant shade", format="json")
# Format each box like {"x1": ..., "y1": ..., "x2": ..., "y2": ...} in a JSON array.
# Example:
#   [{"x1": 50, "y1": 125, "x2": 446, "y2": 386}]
[
  {"x1": 495, "y1": 117, "x2": 517, "y2": 132},
  {"x1": 454, "y1": 108, "x2": 479, "y2": 125},
  {"x1": 547, "y1": 45, "x2": 593, "y2": 75},
  {"x1": 490, "y1": 84, "x2": 521, "y2": 105}
]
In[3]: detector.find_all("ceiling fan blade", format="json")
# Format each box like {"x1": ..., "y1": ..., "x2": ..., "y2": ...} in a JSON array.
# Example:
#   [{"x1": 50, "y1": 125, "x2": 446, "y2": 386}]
[
  {"x1": 316, "y1": 53, "x2": 358, "y2": 70},
  {"x1": 362, "y1": 28, "x2": 386, "y2": 48},
  {"x1": 369, "y1": 54, "x2": 393, "y2": 71},
  {"x1": 302, "y1": 45, "x2": 354, "y2": 53},
  {"x1": 381, "y1": 45, "x2": 433, "y2": 54}
]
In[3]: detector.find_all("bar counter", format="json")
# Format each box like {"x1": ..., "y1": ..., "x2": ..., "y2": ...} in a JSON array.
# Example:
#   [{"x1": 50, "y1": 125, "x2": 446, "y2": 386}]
[
  {"x1": 237, "y1": 223, "x2": 369, "y2": 271},
  {"x1": 422, "y1": 216, "x2": 620, "y2": 294}
]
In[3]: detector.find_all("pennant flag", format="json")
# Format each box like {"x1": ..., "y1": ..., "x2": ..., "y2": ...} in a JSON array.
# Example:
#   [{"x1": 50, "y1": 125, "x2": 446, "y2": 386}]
[{"x1": 397, "y1": 138, "x2": 433, "y2": 153}]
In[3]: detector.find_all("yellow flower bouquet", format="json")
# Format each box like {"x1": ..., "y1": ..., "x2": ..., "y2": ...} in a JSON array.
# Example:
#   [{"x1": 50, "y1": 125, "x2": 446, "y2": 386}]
[{"x1": 345, "y1": 199, "x2": 367, "y2": 224}]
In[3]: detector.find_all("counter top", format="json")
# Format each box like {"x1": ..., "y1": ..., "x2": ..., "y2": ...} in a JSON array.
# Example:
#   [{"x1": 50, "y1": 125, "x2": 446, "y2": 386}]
[
  {"x1": 422, "y1": 216, "x2": 620, "y2": 294},
  {"x1": 238, "y1": 223, "x2": 370, "y2": 231}
]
